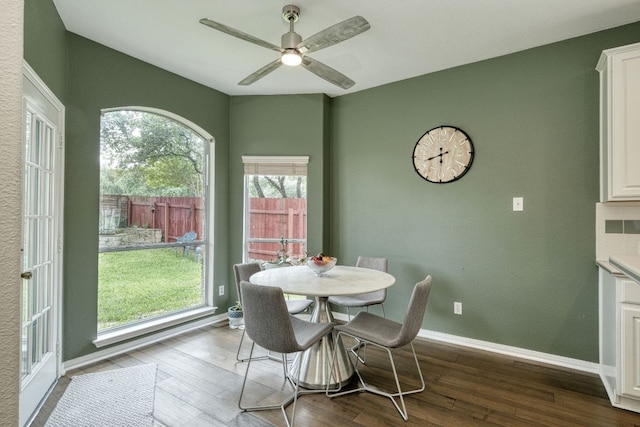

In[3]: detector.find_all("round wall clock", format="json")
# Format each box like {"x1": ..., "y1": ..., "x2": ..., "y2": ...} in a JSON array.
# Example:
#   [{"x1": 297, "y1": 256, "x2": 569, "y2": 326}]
[{"x1": 412, "y1": 125, "x2": 474, "y2": 183}]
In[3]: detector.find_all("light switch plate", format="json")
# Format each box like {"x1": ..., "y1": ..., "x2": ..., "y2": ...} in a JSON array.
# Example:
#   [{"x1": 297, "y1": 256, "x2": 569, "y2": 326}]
[
  {"x1": 454, "y1": 301, "x2": 462, "y2": 315},
  {"x1": 513, "y1": 197, "x2": 524, "y2": 211}
]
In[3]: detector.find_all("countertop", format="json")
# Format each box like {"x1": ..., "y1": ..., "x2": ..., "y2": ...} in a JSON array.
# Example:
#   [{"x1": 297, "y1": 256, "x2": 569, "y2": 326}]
[
  {"x1": 597, "y1": 260, "x2": 622, "y2": 275},
  {"x1": 610, "y1": 255, "x2": 640, "y2": 283}
]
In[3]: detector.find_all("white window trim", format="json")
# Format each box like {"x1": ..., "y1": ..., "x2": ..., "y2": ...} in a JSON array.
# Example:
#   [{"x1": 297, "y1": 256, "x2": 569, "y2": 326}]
[
  {"x1": 241, "y1": 155, "x2": 309, "y2": 164},
  {"x1": 93, "y1": 306, "x2": 217, "y2": 348},
  {"x1": 97, "y1": 107, "x2": 216, "y2": 345}
]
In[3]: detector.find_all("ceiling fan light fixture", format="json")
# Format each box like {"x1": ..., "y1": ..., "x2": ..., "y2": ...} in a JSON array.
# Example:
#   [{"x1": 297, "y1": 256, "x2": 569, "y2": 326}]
[
  {"x1": 281, "y1": 49, "x2": 302, "y2": 66},
  {"x1": 200, "y1": 5, "x2": 370, "y2": 88}
]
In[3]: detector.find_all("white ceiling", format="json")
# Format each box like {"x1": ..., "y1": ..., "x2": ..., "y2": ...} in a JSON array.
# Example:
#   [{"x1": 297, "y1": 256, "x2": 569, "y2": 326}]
[{"x1": 52, "y1": 0, "x2": 640, "y2": 98}]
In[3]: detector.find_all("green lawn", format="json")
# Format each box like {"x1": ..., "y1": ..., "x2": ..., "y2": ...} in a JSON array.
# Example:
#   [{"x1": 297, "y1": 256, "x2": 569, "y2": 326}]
[{"x1": 98, "y1": 248, "x2": 203, "y2": 330}]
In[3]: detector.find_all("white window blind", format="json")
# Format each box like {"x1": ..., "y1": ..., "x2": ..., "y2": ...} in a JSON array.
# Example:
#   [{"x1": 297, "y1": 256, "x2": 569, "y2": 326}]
[{"x1": 242, "y1": 156, "x2": 308, "y2": 176}]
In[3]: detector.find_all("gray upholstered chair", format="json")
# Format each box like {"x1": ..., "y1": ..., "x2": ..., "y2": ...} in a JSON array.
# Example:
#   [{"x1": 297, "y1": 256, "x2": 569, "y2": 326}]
[
  {"x1": 326, "y1": 275, "x2": 432, "y2": 421},
  {"x1": 328, "y1": 256, "x2": 388, "y2": 362},
  {"x1": 238, "y1": 281, "x2": 334, "y2": 427},
  {"x1": 233, "y1": 262, "x2": 313, "y2": 362},
  {"x1": 327, "y1": 256, "x2": 388, "y2": 319}
]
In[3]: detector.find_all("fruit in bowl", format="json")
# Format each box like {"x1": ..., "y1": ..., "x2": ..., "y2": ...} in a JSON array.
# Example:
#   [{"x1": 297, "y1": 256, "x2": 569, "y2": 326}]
[{"x1": 306, "y1": 253, "x2": 337, "y2": 276}]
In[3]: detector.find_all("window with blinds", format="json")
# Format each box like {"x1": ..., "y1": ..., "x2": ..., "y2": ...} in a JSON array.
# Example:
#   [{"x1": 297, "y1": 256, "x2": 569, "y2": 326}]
[{"x1": 242, "y1": 156, "x2": 308, "y2": 264}]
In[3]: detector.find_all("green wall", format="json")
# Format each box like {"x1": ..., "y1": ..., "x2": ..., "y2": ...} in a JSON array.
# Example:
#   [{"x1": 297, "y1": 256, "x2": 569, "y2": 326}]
[
  {"x1": 328, "y1": 22, "x2": 640, "y2": 361},
  {"x1": 24, "y1": 0, "x2": 640, "y2": 363},
  {"x1": 63, "y1": 35, "x2": 230, "y2": 360},
  {"x1": 23, "y1": 0, "x2": 67, "y2": 102},
  {"x1": 228, "y1": 94, "x2": 331, "y2": 289}
]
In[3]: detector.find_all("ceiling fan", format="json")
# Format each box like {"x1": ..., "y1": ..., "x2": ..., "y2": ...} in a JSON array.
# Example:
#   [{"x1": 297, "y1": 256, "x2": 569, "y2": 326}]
[{"x1": 199, "y1": 5, "x2": 370, "y2": 89}]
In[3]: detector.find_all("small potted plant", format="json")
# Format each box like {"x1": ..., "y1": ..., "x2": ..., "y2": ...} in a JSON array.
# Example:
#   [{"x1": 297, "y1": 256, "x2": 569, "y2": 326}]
[{"x1": 227, "y1": 300, "x2": 244, "y2": 329}]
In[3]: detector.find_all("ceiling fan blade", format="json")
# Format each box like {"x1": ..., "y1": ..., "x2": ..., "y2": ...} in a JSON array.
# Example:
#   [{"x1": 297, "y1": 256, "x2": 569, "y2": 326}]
[
  {"x1": 238, "y1": 58, "x2": 283, "y2": 86},
  {"x1": 298, "y1": 16, "x2": 370, "y2": 54},
  {"x1": 199, "y1": 18, "x2": 283, "y2": 52},
  {"x1": 301, "y1": 56, "x2": 355, "y2": 89}
]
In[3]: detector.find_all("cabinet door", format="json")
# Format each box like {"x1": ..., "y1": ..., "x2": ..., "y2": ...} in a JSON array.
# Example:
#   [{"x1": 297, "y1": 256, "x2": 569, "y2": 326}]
[
  {"x1": 620, "y1": 304, "x2": 640, "y2": 398},
  {"x1": 608, "y1": 47, "x2": 640, "y2": 200}
]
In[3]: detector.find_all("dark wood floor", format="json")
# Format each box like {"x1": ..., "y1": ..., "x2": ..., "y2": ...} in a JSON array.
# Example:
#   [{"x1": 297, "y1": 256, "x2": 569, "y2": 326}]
[{"x1": 32, "y1": 321, "x2": 640, "y2": 426}]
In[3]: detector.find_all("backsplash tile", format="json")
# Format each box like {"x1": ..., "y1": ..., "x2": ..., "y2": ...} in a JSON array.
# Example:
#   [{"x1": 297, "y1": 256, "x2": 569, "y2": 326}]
[
  {"x1": 597, "y1": 202, "x2": 640, "y2": 261},
  {"x1": 606, "y1": 220, "x2": 624, "y2": 233},
  {"x1": 624, "y1": 220, "x2": 640, "y2": 234}
]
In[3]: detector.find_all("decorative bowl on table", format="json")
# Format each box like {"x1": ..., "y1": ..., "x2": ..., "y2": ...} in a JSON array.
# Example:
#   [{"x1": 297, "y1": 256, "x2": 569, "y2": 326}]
[{"x1": 306, "y1": 255, "x2": 337, "y2": 276}]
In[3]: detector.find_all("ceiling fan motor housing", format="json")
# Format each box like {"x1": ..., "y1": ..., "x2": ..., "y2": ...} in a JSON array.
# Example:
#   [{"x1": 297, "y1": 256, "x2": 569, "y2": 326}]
[{"x1": 282, "y1": 31, "x2": 302, "y2": 49}]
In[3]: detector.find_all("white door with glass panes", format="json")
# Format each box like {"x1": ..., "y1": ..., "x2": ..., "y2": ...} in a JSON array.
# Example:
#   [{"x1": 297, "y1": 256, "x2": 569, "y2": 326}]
[{"x1": 19, "y1": 64, "x2": 64, "y2": 427}]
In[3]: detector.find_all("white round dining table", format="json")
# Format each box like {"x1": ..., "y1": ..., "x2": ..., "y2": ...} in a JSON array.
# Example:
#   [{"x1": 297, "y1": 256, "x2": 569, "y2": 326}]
[{"x1": 249, "y1": 265, "x2": 395, "y2": 389}]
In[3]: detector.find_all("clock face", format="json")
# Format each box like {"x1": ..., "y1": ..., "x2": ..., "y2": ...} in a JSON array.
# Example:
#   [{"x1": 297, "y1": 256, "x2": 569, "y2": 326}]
[{"x1": 412, "y1": 126, "x2": 474, "y2": 183}]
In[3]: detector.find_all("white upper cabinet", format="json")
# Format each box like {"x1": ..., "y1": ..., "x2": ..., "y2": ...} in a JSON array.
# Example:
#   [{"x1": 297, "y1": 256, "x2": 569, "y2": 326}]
[{"x1": 597, "y1": 42, "x2": 640, "y2": 201}]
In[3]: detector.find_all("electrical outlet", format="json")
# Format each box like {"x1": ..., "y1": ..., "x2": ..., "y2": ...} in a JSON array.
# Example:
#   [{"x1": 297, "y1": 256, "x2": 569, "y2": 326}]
[
  {"x1": 513, "y1": 197, "x2": 524, "y2": 211},
  {"x1": 454, "y1": 301, "x2": 462, "y2": 315},
  {"x1": 218, "y1": 285, "x2": 224, "y2": 296}
]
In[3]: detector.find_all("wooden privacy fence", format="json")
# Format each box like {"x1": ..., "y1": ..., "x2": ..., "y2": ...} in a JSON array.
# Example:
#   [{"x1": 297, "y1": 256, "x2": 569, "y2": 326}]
[
  {"x1": 99, "y1": 196, "x2": 306, "y2": 257},
  {"x1": 248, "y1": 198, "x2": 307, "y2": 261},
  {"x1": 127, "y1": 196, "x2": 204, "y2": 242}
]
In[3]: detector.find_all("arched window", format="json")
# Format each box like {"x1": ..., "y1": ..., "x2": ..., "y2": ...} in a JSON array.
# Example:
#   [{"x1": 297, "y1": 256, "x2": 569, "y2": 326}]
[{"x1": 97, "y1": 107, "x2": 214, "y2": 340}]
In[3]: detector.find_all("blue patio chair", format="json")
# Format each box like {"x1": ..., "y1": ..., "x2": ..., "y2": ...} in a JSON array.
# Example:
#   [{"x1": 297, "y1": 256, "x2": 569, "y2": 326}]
[{"x1": 176, "y1": 230, "x2": 197, "y2": 257}]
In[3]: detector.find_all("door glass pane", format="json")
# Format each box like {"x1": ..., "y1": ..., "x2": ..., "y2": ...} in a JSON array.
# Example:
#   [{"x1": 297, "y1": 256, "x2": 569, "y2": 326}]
[
  {"x1": 21, "y1": 325, "x2": 28, "y2": 378},
  {"x1": 31, "y1": 318, "x2": 38, "y2": 365},
  {"x1": 41, "y1": 219, "x2": 51, "y2": 262},
  {"x1": 43, "y1": 125, "x2": 52, "y2": 170},
  {"x1": 31, "y1": 119, "x2": 41, "y2": 165},
  {"x1": 31, "y1": 269, "x2": 38, "y2": 314},
  {"x1": 25, "y1": 111, "x2": 32, "y2": 158},
  {"x1": 41, "y1": 314, "x2": 49, "y2": 356},
  {"x1": 30, "y1": 219, "x2": 38, "y2": 266}
]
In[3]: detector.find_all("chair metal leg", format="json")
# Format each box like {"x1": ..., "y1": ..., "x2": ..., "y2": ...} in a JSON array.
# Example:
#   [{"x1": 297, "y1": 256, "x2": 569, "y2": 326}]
[
  {"x1": 235, "y1": 328, "x2": 248, "y2": 362},
  {"x1": 238, "y1": 342, "x2": 300, "y2": 427},
  {"x1": 350, "y1": 340, "x2": 367, "y2": 364},
  {"x1": 236, "y1": 329, "x2": 286, "y2": 369},
  {"x1": 283, "y1": 353, "x2": 295, "y2": 386},
  {"x1": 325, "y1": 331, "x2": 359, "y2": 396},
  {"x1": 236, "y1": 328, "x2": 270, "y2": 362},
  {"x1": 327, "y1": 332, "x2": 425, "y2": 421},
  {"x1": 386, "y1": 345, "x2": 408, "y2": 420},
  {"x1": 346, "y1": 308, "x2": 365, "y2": 364}
]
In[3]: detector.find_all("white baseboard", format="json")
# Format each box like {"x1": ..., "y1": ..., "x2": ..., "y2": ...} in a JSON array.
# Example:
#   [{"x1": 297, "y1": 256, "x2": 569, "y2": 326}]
[
  {"x1": 63, "y1": 314, "x2": 228, "y2": 373},
  {"x1": 420, "y1": 329, "x2": 599, "y2": 374},
  {"x1": 65, "y1": 311, "x2": 599, "y2": 376},
  {"x1": 331, "y1": 312, "x2": 598, "y2": 374}
]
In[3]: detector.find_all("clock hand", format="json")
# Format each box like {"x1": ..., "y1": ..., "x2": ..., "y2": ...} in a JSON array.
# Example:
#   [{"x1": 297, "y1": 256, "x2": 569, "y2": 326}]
[{"x1": 426, "y1": 151, "x2": 449, "y2": 161}]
